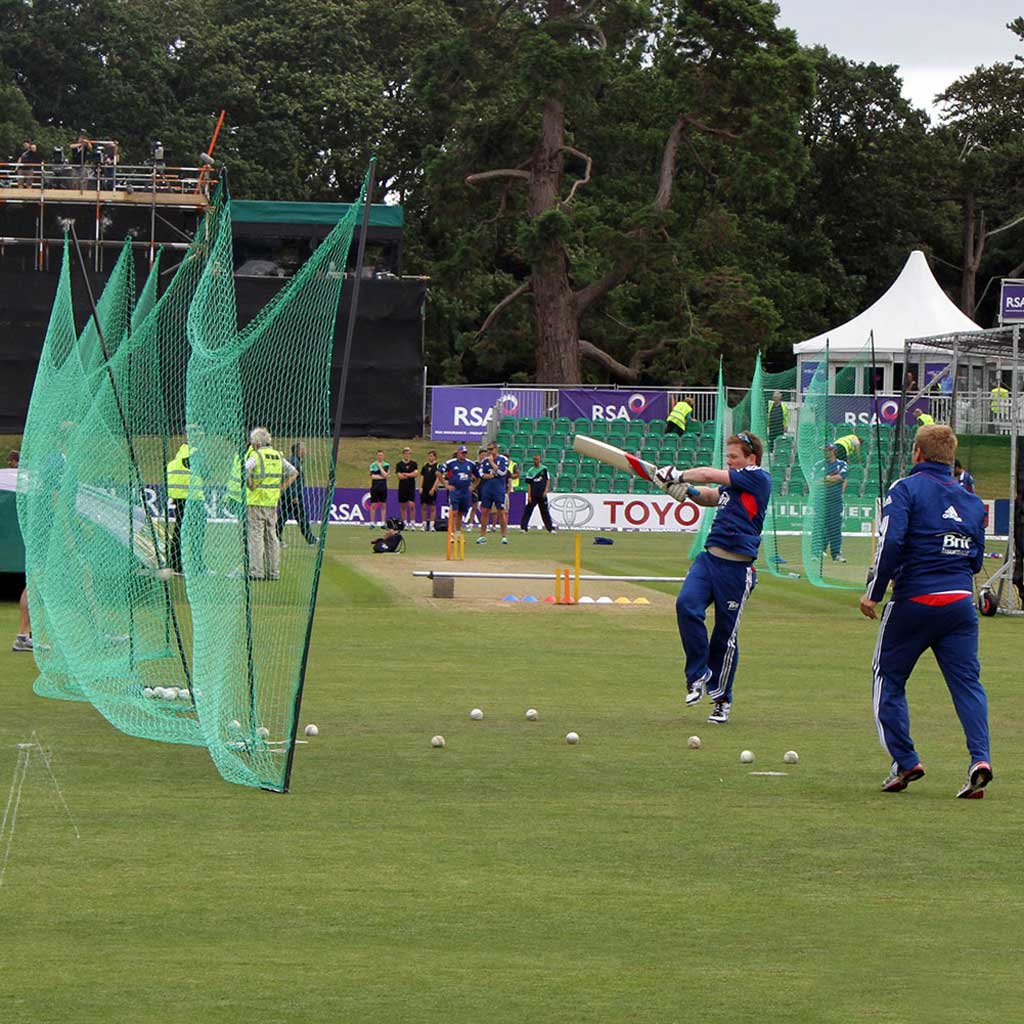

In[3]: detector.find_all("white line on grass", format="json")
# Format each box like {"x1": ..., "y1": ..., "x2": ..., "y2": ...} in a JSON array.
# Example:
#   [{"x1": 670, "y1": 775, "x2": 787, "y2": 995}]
[
  {"x1": 30, "y1": 732, "x2": 81, "y2": 840},
  {"x1": 0, "y1": 746, "x2": 30, "y2": 889}
]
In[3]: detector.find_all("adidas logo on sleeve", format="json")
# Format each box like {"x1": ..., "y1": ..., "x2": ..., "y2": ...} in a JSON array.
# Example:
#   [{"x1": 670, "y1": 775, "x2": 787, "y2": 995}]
[{"x1": 942, "y1": 505, "x2": 963, "y2": 523}]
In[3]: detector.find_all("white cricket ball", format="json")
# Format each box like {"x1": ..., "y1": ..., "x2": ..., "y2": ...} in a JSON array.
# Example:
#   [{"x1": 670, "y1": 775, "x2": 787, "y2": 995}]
[
  {"x1": 525, "y1": 708, "x2": 539, "y2": 721},
  {"x1": 304, "y1": 724, "x2": 319, "y2": 737},
  {"x1": 783, "y1": 750, "x2": 799, "y2": 765},
  {"x1": 431, "y1": 735, "x2": 445, "y2": 748},
  {"x1": 565, "y1": 731, "x2": 579, "y2": 745},
  {"x1": 687, "y1": 735, "x2": 701, "y2": 749},
  {"x1": 143, "y1": 687, "x2": 155, "y2": 699},
  {"x1": 470, "y1": 708, "x2": 484, "y2": 721},
  {"x1": 161, "y1": 686, "x2": 179, "y2": 701},
  {"x1": 256, "y1": 726, "x2": 270, "y2": 739},
  {"x1": 227, "y1": 719, "x2": 242, "y2": 731},
  {"x1": 178, "y1": 688, "x2": 191, "y2": 702},
  {"x1": 156, "y1": 567, "x2": 174, "y2": 581},
  {"x1": 740, "y1": 750, "x2": 754, "y2": 764},
  {"x1": 152, "y1": 686, "x2": 166, "y2": 699}
]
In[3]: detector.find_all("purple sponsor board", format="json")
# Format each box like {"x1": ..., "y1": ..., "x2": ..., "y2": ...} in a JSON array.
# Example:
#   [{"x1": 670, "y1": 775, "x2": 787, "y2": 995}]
[
  {"x1": 800, "y1": 361, "x2": 822, "y2": 394},
  {"x1": 828, "y1": 395, "x2": 929, "y2": 426},
  {"x1": 558, "y1": 389, "x2": 667, "y2": 421},
  {"x1": 1000, "y1": 280, "x2": 1024, "y2": 322},
  {"x1": 430, "y1": 387, "x2": 546, "y2": 441}
]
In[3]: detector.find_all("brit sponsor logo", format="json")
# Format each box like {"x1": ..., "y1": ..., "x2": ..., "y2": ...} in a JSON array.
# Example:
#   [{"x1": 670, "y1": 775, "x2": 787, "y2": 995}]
[{"x1": 942, "y1": 533, "x2": 971, "y2": 554}]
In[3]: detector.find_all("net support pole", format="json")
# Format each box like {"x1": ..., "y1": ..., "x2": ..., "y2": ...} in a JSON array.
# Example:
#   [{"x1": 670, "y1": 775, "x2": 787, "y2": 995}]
[
  {"x1": 68, "y1": 223, "x2": 193, "y2": 688},
  {"x1": 283, "y1": 158, "x2": 377, "y2": 793}
]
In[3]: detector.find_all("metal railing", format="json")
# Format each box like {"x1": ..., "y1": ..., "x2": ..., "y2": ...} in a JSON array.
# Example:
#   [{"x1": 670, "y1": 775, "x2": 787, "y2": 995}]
[{"x1": 0, "y1": 161, "x2": 217, "y2": 197}]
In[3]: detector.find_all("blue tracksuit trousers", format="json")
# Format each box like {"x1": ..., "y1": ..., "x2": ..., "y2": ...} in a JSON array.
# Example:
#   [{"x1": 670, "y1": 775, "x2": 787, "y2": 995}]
[
  {"x1": 676, "y1": 551, "x2": 756, "y2": 704},
  {"x1": 872, "y1": 597, "x2": 990, "y2": 771}
]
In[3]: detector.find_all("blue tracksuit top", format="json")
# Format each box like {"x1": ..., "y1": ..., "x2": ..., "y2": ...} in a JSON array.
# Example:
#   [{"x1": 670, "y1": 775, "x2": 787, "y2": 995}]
[
  {"x1": 705, "y1": 466, "x2": 772, "y2": 559},
  {"x1": 865, "y1": 461, "x2": 985, "y2": 603}
]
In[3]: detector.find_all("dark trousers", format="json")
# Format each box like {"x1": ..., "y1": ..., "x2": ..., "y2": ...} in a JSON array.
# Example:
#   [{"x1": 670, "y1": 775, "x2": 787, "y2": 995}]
[
  {"x1": 675, "y1": 552, "x2": 756, "y2": 704},
  {"x1": 168, "y1": 499, "x2": 207, "y2": 572},
  {"x1": 664, "y1": 422, "x2": 684, "y2": 436},
  {"x1": 277, "y1": 485, "x2": 316, "y2": 543},
  {"x1": 521, "y1": 494, "x2": 553, "y2": 531},
  {"x1": 872, "y1": 598, "x2": 989, "y2": 771}
]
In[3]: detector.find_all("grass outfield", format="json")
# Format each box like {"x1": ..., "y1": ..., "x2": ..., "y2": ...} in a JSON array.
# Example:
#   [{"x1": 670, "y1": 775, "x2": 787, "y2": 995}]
[{"x1": 1, "y1": 527, "x2": 1023, "y2": 1023}]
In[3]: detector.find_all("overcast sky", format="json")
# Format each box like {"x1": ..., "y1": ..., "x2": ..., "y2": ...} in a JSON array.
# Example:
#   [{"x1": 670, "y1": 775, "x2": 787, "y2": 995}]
[{"x1": 775, "y1": 1, "x2": 1023, "y2": 119}]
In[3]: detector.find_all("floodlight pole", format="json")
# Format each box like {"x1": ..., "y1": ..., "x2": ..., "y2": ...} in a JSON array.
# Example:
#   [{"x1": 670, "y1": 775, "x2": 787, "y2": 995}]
[{"x1": 282, "y1": 158, "x2": 377, "y2": 794}]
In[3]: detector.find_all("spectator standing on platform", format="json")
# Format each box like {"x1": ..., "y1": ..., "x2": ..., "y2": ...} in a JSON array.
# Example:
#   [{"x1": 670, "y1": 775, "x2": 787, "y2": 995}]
[
  {"x1": 419, "y1": 450, "x2": 441, "y2": 531},
  {"x1": 16, "y1": 141, "x2": 41, "y2": 186},
  {"x1": 520, "y1": 453, "x2": 555, "y2": 533},
  {"x1": 953, "y1": 459, "x2": 975, "y2": 493},
  {"x1": 665, "y1": 396, "x2": 694, "y2": 435},
  {"x1": 70, "y1": 134, "x2": 92, "y2": 187},
  {"x1": 368, "y1": 450, "x2": 390, "y2": 527},
  {"x1": 395, "y1": 447, "x2": 418, "y2": 528},
  {"x1": 277, "y1": 442, "x2": 316, "y2": 546}
]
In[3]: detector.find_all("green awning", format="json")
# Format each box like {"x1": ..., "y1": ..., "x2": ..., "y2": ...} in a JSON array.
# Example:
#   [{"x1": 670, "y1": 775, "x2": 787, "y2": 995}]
[{"x1": 232, "y1": 200, "x2": 403, "y2": 229}]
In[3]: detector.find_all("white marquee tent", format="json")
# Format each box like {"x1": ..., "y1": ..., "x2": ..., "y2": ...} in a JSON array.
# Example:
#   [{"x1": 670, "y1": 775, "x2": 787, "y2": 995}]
[{"x1": 792, "y1": 250, "x2": 980, "y2": 394}]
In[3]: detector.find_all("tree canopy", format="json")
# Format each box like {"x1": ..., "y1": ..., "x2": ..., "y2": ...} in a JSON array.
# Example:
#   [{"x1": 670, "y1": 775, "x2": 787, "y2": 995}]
[{"x1": 1, "y1": 0, "x2": 1021, "y2": 385}]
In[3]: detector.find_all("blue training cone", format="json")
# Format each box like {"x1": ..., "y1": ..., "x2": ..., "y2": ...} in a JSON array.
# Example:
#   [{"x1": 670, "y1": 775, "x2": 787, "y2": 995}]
[{"x1": 502, "y1": 594, "x2": 520, "y2": 602}]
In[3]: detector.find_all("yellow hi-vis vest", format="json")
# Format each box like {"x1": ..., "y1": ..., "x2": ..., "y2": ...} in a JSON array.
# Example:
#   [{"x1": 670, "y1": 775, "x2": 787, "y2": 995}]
[
  {"x1": 226, "y1": 448, "x2": 253, "y2": 507},
  {"x1": 766, "y1": 400, "x2": 789, "y2": 430},
  {"x1": 991, "y1": 386, "x2": 1009, "y2": 414},
  {"x1": 667, "y1": 400, "x2": 692, "y2": 431},
  {"x1": 915, "y1": 412, "x2": 935, "y2": 426},
  {"x1": 247, "y1": 446, "x2": 284, "y2": 507},
  {"x1": 833, "y1": 434, "x2": 861, "y2": 461},
  {"x1": 166, "y1": 444, "x2": 205, "y2": 500}
]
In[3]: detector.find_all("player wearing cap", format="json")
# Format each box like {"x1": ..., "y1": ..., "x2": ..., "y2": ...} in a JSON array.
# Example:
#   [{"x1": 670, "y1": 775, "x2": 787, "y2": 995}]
[
  {"x1": 953, "y1": 459, "x2": 975, "y2": 493},
  {"x1": 820, "y1": 443, "x2": 848, "y2": 563},
  {"x1": 656, "y1": 432, "x2": 772, "y2": 725},
  {"x1": 861, "y1": 424, "x2": 992, "y2": 799},
  {"x1": 444, "y1": 445, "x2": 477, "y2": 533}
]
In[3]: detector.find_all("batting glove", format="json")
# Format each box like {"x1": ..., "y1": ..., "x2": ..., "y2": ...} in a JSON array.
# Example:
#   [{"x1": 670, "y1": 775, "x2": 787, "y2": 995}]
[
  {"x1": 655, "y1": 465, "x2": 685, "y2": 486},
  {"x1": 665, "y1": 482, "x2": 701, "y2": 503}
]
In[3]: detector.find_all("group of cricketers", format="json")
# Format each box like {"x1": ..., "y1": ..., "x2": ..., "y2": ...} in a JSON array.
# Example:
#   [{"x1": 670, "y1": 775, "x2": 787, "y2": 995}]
[
  {"x1": 370, "y1": 441, "x2": 551, "y2": 541},
  {"x1": 664, "y1": 422, "x2": 991, "y2": 799}
]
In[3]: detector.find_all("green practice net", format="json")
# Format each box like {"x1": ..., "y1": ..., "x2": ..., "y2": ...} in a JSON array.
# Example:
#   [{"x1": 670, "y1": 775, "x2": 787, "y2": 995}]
[
  {"x1": 17, "y1": 240, "x2": 88, "y2": 702},
  {"x1": 746, "y1": 357, "x2": 799, "y2": 578},
  {"x1": 796, "y1": 341, "x2": 885, "y2": 589},
  {"x1": 183, "y1": 184, "x2": 364, "y2": 790},
  {"x1": 688, "y1": 363, "x2": 726, "y2": 559},
  {"x1": 19, "y1": 178, "x2": 365, "y2": 789}
]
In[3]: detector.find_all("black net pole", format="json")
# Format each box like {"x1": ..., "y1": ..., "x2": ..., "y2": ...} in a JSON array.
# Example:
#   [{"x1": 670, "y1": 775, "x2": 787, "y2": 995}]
[{"x1": 283, "y1": 158, "x2": 377, "y2": 792}]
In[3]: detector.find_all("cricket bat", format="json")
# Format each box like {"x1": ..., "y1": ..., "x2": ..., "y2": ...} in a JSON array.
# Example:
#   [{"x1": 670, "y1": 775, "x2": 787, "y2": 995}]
[{"x1": 572, "y1": 435, "x2": 659, "y2": 482}]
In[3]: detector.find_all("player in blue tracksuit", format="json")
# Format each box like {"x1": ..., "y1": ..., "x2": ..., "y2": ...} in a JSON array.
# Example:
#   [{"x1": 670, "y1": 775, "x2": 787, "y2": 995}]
[
  {"x1": 658, "y1": 432, "x2": 772, "y2": 725},
  {"x1": 443, "y1": 445, "x2": 478, "y2": 532},
  {"x1": 819, "y1": 444, "x2": 848, "y2": 562},
  {"x1": 476, "y1": 441, "x2": 510, "y2": 545},
  {"x1": 860, "y1": 424, "x2": 992, "y2": 798}
]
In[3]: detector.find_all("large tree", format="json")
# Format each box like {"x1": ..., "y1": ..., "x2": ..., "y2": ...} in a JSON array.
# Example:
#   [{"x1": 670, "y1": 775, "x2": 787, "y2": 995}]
[{"x1": 423, "y1": 0, "x2": 815, "y2": 384}]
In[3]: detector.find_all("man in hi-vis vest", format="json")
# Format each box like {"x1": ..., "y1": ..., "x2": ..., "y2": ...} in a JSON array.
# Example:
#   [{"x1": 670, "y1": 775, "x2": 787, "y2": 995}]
[
  {"x1": 165, "y1": 441, "x2": 206, "y2": 574},
  {"x1": 665, "y1": 395, "x2": 694, "y2": 435},
  {"x1": 244, "y1": 427, "x2": 297, "y2": 580}
]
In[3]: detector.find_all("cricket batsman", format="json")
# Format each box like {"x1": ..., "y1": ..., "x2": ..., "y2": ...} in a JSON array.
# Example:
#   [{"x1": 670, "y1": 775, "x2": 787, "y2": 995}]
[{"x1": 657, "y1": 432, "x2": 772, "y2": 725}]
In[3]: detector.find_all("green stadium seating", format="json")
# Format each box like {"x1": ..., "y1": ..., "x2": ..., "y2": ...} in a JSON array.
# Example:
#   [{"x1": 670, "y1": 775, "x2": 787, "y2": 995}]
[
  {"x1": 573, "y1": 417, "x2": 591, "y2": 434},
  {"x1": 626, "y1": 420, "x2": 647, "y2": 438},
  {"x1": 647, "y1": 418, "x2": 667, "y2": 433},
  {"x1": 687, "y1": 420, "x2": 705, "y2": 435},
  {"x1": 606, "y1": 420, "x2": 628, "y2": 437},
  {"x1": 592, "y1": 478, "x2": 614, "y2": 493},
  {"x1": 596, "y1": 463, "x2": 614, "y2": 478},
  {"x1": 587, "y1": 421, "x2": 610, "y2": 437},
  {"x1": 554, "y1": 417, "x2": 572, "y2": 434}
]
